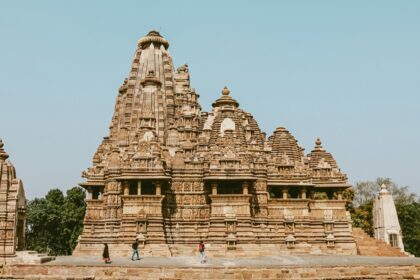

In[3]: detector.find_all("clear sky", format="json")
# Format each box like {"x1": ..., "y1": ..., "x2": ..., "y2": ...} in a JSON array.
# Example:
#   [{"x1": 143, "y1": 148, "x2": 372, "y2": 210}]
[{"x1": 1, "y1": 1, "x2": 419, "y2": 199}]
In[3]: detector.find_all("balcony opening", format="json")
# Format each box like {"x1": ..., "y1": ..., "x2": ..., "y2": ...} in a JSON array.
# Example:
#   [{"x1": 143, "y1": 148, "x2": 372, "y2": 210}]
[
  {"x1": 269, "y1": 187, "x2": 282, "y2": 198},
  {"x1": 217, "y1": 181, "x2": 243, "y2": 194},
  {"x1": 141, "y1": 180, "x2": 156, "y2": 195},
  {"x1": 129, "y1": 181, "x2": 138, "y2": 195},
  {"x1": 92, "y1": 186, "x2": 101, "y2": 199},
  {"x1": 289, "y1": 188, "x2": 299, "y2": 199}
]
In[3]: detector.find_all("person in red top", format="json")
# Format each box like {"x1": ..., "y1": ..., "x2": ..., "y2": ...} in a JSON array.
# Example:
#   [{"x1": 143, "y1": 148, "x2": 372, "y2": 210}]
[{"x1": 198, "y1": 240, "x2": 206, "y2": 263}]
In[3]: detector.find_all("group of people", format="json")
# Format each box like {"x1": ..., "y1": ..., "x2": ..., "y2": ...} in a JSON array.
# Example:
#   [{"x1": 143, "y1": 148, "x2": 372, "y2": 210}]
[
  {"x1": 102, "y1": 238, "x2": 142, "y2": 264},
  {"x1": 102, "y1": 240, "x2": 206, "y2": 264}
]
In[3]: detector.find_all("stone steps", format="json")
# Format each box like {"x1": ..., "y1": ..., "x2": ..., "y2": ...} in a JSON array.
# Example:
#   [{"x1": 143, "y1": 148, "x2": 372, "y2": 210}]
[
  {"x1": 352, "y1": 228, "x2": 407, "y2": 257},
  {"x1": 10, "y1": 251, "x2": 56, "y2": 265}
]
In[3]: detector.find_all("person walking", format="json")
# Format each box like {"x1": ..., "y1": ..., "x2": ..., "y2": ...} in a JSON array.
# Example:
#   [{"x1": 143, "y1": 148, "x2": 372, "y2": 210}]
[
  {"x1": 102, "y1": 243, "x2": 112, "y2": 264},
  {"x1": 131, "y1": 238, "x2": 140, "y2": 261},
  {"x1": 198, "y1": 240, "x2": 206, "y2": 263}
]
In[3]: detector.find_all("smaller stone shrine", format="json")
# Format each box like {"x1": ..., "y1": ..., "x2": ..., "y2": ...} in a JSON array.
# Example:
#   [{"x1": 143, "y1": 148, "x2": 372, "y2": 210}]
[
  {"x1": 0, "y1": 139, "x2": 26, "y2": 264},
  {"x1": 373, "y1": 184, "x2": 405, "y2": 252}
]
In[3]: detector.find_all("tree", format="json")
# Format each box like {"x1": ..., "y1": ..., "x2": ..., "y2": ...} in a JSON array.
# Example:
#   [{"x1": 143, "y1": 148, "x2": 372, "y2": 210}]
[
  {"x1": 26, "y1": 187, "x2": 86, "y2": 255},
  {"x1": 350, "y1": 200, "x2": 374, "y2": 236},
  {"x1": 396, "y1": 201, "x2": 420, "y2": 256}
]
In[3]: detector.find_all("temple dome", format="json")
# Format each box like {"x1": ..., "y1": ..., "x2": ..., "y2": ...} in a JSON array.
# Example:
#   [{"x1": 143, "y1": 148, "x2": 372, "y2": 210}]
[
  {"x1": 307, "y1": 138, "x2": 338, "y2": 169},
  {"x1": 269, "y1": 127, "x2": 304, "y2": 164},
  {"x1": 206, "y1": 87, "x2": 264, "y2": 149}
]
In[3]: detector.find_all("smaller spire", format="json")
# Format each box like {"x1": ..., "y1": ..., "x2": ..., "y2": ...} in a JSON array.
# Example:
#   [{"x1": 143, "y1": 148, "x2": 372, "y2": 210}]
[
  {"x1": 0, "y1": 139, "x2": 9, "y2": 161},
  {"x1": 315, "y1": 138, "x2": 324, "y2": 151},
  {"x1": 211, "y1": 86, "x2": 239, "y2": 108},
  {"x1": 222, "y1": 86, "x2": 230, "y2": 96},
  {"x1": 118, "y1": 78, "x2": 128, "y2": 94}
]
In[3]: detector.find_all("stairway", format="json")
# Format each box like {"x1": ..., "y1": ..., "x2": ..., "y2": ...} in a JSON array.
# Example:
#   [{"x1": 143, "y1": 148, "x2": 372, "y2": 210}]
[
  {"x1": 352, "y1": 228, "x2": 407, "y2": 257},
  {"x1": 15, "y1": 250, "x2": 56, "y2": 264}
]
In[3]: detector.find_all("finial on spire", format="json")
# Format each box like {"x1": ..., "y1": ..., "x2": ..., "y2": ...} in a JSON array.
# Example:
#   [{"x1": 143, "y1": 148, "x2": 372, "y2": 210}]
[
  {"x1": 138, "y1": 30, "x2": 169, "y2": 49},
  {"x1": 379, "y1": 184, "x2": 389, "y2": 194},
  {"x1": 222, "y1": 86, "x2": 230, "y2": 96},
  {"x1": 0, "y1": 139, "x2": 9, "y2": 161},
  {"x1": 212, "y1": 86, "x2": 239, "y2": 108},
  {"x1": 315, "y1": 138, "x2": 324, "y2": 151},
  {"x1": 147, "y1": 30, "x2": 162, "y2": 37}
]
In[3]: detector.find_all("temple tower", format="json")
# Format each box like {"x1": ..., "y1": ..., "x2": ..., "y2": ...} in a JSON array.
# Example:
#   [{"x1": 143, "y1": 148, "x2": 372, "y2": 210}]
[
  {"x1": 0, "y1": 139, "x2": 26, "y2": 263},
  {"x1": 373, "y1": 184, "x2": 405, "y2": 252},
  {"x1": 75, "y1": 31, "x2": 356, "y2": 257}
]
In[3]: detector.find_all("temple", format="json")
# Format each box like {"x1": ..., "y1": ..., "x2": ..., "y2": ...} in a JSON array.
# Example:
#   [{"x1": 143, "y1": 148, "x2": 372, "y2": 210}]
[
  {"x1": 373, "y1": 184, "x2": 405, "y2": 252},
  {"x1": 0, "y1": 139, "x2": 26, "y2": 263},
  {"x1": 74, "y1": 31, "x2": 356, "y2": 256}
]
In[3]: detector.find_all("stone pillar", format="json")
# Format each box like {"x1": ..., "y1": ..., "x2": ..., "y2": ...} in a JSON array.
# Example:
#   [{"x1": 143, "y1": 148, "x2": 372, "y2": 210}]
[
  {"x1": 155, "y1": 182, "x2": 161, "y2": 196},
  {"x1": 211, "y1": 182, "x2": 218, "y2": 195},
  {"x1": 300, "y1": 188, "x2": 307, "y2": 199},
  {"x1": 282, "y1": 188, "x2": 289, "y2": 199},
  {"x1": 337, "y1": 191, "x2": 343, "y2": 200},
  {"x1": 242, "y1": 181, "x2": 249, "y2": 195},
  {"x1": 137, "y1": 181, "x2": 142, "y2": 195},
  {"x1": 87, "y1": 188, "x2": 93, "y2": 199}
]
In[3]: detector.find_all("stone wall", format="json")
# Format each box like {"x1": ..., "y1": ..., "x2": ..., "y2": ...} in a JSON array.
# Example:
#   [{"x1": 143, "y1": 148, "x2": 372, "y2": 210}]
[{"x1": 1, "y1": 264, "x2": 419, "y2": 279}]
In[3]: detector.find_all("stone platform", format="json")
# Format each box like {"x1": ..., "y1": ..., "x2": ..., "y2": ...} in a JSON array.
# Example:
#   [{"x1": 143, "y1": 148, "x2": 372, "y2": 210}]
[{"x1": 1, "y1": 256, "x2": 419, "y2": 279}]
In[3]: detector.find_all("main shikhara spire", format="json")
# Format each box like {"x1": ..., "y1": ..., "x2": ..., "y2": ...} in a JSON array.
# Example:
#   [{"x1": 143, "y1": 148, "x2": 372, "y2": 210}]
[{"x1": 75, "y1": 31, "x2": 354, "y2": 257}]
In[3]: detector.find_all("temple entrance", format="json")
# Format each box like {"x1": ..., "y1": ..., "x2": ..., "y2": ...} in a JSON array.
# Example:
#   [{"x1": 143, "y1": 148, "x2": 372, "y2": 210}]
[{"x1": 389, "y1": 234, "x2": 398, "y2": 248}]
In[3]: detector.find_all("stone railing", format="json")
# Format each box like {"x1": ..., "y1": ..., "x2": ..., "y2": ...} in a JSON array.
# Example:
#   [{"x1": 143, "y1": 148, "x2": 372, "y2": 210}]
[
  {"x1": 267, "y1": 199, "x2": 310, "y2": 218},
  {"x1": 309, "y1": 200, "x2": 347, "y2": 219},
  {"x1": 209, "y1": 194, "x2": 251, "y2": 217},
  {"x1": 121, "y1": 195, "x2": 164, "y2": 216}
]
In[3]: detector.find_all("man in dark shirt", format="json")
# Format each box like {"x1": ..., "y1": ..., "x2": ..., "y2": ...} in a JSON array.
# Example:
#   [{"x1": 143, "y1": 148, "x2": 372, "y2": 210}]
[{"x1": 131, "y1": 239, "x2": 140, "y2": 261}]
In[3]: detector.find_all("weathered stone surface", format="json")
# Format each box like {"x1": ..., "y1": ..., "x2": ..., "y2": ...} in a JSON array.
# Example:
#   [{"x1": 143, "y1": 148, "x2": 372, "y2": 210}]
[
  {"x1": 75, "y1": 31, "x2": 360, "y2": 257},
  {"x1": 1, "y1": 256, "x2": 420, "y2": 280},
  {"x1": 0, "y1": 139, "x2": 26, "y2": 263}
]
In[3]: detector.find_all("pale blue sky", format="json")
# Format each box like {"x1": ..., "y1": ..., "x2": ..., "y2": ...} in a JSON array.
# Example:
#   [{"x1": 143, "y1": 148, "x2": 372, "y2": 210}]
[{"x1": 1, "y1": 1, "x2": 419, "y2": 198}]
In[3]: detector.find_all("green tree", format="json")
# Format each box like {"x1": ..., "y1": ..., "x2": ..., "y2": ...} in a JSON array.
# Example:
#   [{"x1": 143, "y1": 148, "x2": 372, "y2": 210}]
[
  {"x1": 396, "y1": 201, "x2": 420, "y2": 256},
  {"x1": 26, "y1": 187, "x2": 86, "y2": 255},
  {"x1": 350, "y1": 200, "x2": 374, "y2": 236}
]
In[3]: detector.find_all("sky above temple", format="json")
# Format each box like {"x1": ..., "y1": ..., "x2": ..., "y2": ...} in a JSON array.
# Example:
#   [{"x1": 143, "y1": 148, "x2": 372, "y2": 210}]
[{"x1": 1, "y1": 1, "x2": 419, "y2": 198}]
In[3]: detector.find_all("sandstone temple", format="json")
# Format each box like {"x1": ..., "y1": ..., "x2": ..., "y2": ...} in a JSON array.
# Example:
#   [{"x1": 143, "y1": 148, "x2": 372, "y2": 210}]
[
  {"x1": 74, "y1": 31, "x2": 356, "y2": 257},
  {"x1": 0, "y1": 139, "x2": 26, "y2": 263}
]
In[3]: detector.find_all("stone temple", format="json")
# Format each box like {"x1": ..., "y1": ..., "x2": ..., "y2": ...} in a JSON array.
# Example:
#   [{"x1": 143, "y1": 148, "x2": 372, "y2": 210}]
[
  {"x1": 74, "y1": 31, "x2": 356, "y2": 257},
  {"x1": 373, "y1": 184, "x2": 405, "y2": 252},
  {"x1": 0, "y1": 139, "x2": 26, "y2": 263}
]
